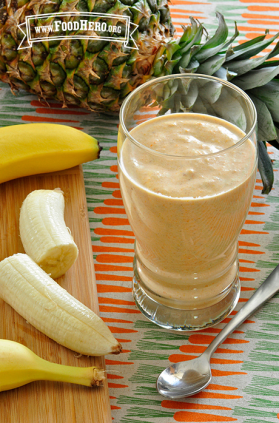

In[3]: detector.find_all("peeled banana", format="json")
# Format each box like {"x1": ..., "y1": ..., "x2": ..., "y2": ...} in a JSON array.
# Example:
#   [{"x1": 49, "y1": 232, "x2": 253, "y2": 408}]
[
  {"x1": 0, "y1": 123, "x2": 100, "y2": 184},
  {"x1": 0, "y1": 254, "x2": 122, "y2": 356},
  {"x1": 20, "y1": 188, "x2": 78, "y2": 279},
  {"x1": 0, "y1": 339, "x2": 105, "y2": 392}
]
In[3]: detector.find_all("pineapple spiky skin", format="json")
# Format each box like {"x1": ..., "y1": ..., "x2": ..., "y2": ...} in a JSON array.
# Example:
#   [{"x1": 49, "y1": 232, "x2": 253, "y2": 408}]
[{"x1": 0, "y1": 0, "x2": 174, "y2": 112}]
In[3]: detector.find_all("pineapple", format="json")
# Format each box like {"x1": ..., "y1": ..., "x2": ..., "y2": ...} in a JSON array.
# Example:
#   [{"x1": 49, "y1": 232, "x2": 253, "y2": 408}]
[
  {"x1": 0, "y1": 3, "x2": 278, "y2": 192},
  {"x1": 0, "y1": 0, "x2": 175, "y2": 112}
]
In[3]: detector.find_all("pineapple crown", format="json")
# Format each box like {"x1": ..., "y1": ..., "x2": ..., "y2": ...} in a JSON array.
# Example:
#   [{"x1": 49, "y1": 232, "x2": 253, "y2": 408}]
[{"x1": 155, "y1": 13, "x2": 279, "y2": 194}]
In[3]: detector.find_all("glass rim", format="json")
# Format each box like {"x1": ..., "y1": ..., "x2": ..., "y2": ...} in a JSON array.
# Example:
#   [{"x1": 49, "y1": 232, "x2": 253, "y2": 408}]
[{"x1": 119, "y1": 73, "x2": 257, "y2": 159}]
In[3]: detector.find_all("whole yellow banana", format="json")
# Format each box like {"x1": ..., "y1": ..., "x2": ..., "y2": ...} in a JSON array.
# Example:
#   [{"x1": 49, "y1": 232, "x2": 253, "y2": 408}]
[
  {"x1": 0, "y1": 123, "x2": 101, "y2": 184},
  {"x1": 0, "y1": 339, "x2": 105, "y2": 392}
]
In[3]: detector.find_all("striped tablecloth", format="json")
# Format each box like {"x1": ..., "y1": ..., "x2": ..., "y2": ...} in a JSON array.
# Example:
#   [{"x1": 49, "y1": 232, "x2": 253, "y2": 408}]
[{"x1": 1, "y1": 2, "x2": 279, "y2": 421}]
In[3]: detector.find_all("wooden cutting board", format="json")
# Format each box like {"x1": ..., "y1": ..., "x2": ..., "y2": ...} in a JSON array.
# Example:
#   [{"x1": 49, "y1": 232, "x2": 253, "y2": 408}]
[{"x1": 0, "y1": 165, "x2": 112, "y2": 423}]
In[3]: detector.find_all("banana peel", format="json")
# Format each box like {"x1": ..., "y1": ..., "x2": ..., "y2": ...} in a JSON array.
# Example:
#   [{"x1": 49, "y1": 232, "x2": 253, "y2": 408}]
[
  {"x1": 0, "y1": 339, "x2": 105, "y2": 392},
  {"x1": 0, "y1": 123, "x2": 101, "y2": 184}
]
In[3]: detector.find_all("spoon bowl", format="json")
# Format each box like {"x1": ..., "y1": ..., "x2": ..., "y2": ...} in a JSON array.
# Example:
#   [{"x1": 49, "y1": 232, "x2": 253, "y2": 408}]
[
  {"x1": 156, "y1": 265, "x2": 279, "y2": 399},
  {"x1": 157, "y1": 354, "x2": 211, "y2": 399}
]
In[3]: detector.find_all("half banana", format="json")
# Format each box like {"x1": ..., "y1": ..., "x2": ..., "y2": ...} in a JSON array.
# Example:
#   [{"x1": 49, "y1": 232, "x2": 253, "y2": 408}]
[
  {"x1": 20, "y1": 188, "x2": 78, "y2": 279},
  {"x1": 0, "y1": 340, "x2": 105, "y2": 392},
  {"x1": 0, "y1": 254, "x2": 122, "y2": 356}
]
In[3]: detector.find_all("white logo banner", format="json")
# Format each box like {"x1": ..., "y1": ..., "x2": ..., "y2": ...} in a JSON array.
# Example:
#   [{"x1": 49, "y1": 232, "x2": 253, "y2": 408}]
[{"x1": 18, "y1": 12, "x2": 138, "y2": 50}]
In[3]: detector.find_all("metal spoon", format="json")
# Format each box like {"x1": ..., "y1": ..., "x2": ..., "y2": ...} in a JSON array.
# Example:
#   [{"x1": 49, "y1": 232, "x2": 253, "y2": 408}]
[{"x1": 157, "y1": 265, "x2": 279, "y2": 399}]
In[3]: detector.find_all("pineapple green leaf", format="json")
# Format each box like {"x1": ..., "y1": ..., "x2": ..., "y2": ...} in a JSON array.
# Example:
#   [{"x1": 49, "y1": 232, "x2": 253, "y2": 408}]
[
  {"x1": 199, "y1": 80, "x2": 222, "y2": 104},
  {"x1": 179, "y1": 19, "x2": 203, "y2": 55},
  {"x1": 192, "y1": 97, "x2": 209, "y2": 114},
  {"x1": 179, "y1": 17, "x2": 199, "y2": 45},
  {"x1": 194, "y1": 12, "x2": 228, "y2": 63},
  {"x1": 259, "y1": 60, "x2": 279, "y2": 69},
  {"x1": 153, "y1": 58, "x2": 165, "y2": 77},
  {"x1": 163, "y1": 83, "x2": 171, "y2": 100},
  {"x1": 158, "y1": 79, "x2": 180, "y2": 112},
  {"x1": 258, "y1": 141, "x2": 274, "y2": 194},
  {"x1": 198, "y1": 12, "x2": 228, "y2": 48},
  {"x1": 169, "y1": 79, "x2": 179, "y2": 97},
  {"x1": 225, "y1": 52, "x2": 269, "y2": 77},
  {"x1": 267, "y1": 41, "x2": 279, "y2": 60},
  {"x1": 225, "y1": 31, "x2": 279, "y2": 62},
  {"x1": 178, "y1": 50, "x2": 191, "y2": 69},
  {"x1": 181, "y1": 59, "x2": 200, "y2": 73},
  {"x1": 178, "y1": 45, "x2": 201, "y2": 69},
  {"x1": 232, "y1": 65, "x2": 279, "y2": 90},
  {"x1": 178, "y1": 78, "x2": 192, "y2": 96},
  {"x1": 164, "y1": 58, "x2": 181, "y2": 75},
  {"x1": 249, "y1": 94, "x2": 277, "y2": 141},
  {"x1": 233, "y1": 32, "x2": 267, "y2": 52},
  {"x1": 214, "y1": 66, "x2": 237, "y2": 81},
  {"x1": 152, "y1": 45, "x2": 167, "y2": 76},
  {"x1": 180, "y1": 80, "x2": 198, "y2": 108},
  {"x1": 158, "y1": 106, "x2": 171, "y2": 116},
  {"x1": 211, "y1": 89, "x2": 247, "y2": 131},
  {"x1": 179, "y1": 24, "x2": 193, "y2": 45},
  {"x1": 171, "y1": 93, "x2": 183, "y2": 113},
  {"x1": 197, "y1": 53, "x2": 226, "y2": 76},
  {"x1": 193, "y1": 97, "x2": 217, "y2": 116},
  {"x1": 220, "y1": 21, "x2": 239, "y2": 52},
  {"x1": 249, "y1": 79, "x2": 279, "y2": 122},
  {"x1": 268, "y1": 126, "x2": 279, "y2": 150},
  {"x1": 165, "y1": 40, "x2": 181, "y2": 61}
]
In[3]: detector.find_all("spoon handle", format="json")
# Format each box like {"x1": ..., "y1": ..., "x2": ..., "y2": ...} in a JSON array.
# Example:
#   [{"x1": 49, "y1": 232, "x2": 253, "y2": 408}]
[{"x1": 205, "y1": 264, "x2": 279, "y2": 358}]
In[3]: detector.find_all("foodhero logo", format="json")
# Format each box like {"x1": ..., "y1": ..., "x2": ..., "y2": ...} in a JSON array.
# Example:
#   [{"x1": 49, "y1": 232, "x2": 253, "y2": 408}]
[
  {"x1": 18, "y1": 12, "x2": 138, "y2": 50},
  {"x1": 34, "y1": 20, "x2": 122, "y2": 35}
]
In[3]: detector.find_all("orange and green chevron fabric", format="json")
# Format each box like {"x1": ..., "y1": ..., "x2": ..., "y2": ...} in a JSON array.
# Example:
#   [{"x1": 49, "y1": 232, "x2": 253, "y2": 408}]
[{"x1": 0, "y1": 1, "x2": 279, "y2": 421}]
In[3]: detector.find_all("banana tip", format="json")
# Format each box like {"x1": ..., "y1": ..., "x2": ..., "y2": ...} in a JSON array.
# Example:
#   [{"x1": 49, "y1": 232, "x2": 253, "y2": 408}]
[
  {"x1": 111, "y1": 342, "x2": 122, "y2": 355},
  {"x1": 98, "y1": 143, "x2": 103, "y2": 159},
  {"x1": 91, "y1": 368, "x2": 105, "y2": 387}
]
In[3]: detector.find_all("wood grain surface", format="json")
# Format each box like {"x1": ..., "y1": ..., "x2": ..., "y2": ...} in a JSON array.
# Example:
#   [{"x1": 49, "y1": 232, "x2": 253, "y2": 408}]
[{"x1": 0, "y1": 165, "x2": 112, "y2": 423}]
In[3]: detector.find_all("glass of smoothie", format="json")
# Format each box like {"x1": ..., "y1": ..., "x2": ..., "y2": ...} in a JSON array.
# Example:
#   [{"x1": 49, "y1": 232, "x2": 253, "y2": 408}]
[{"x1": 118, "y1": 74, "x2": 257, "y2": 331}]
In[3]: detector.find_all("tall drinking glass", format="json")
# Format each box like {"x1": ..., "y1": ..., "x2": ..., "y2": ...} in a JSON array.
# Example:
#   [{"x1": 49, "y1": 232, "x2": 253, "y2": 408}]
[{"x1": 117, "y1": 74, "x2": 257, "y2": 331}]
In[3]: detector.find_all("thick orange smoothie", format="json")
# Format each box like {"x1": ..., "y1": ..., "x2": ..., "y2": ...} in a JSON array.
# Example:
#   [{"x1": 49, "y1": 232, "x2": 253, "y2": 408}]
[{"x1": 118, "y1": 113, "x2": 257, "y2": 310}]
